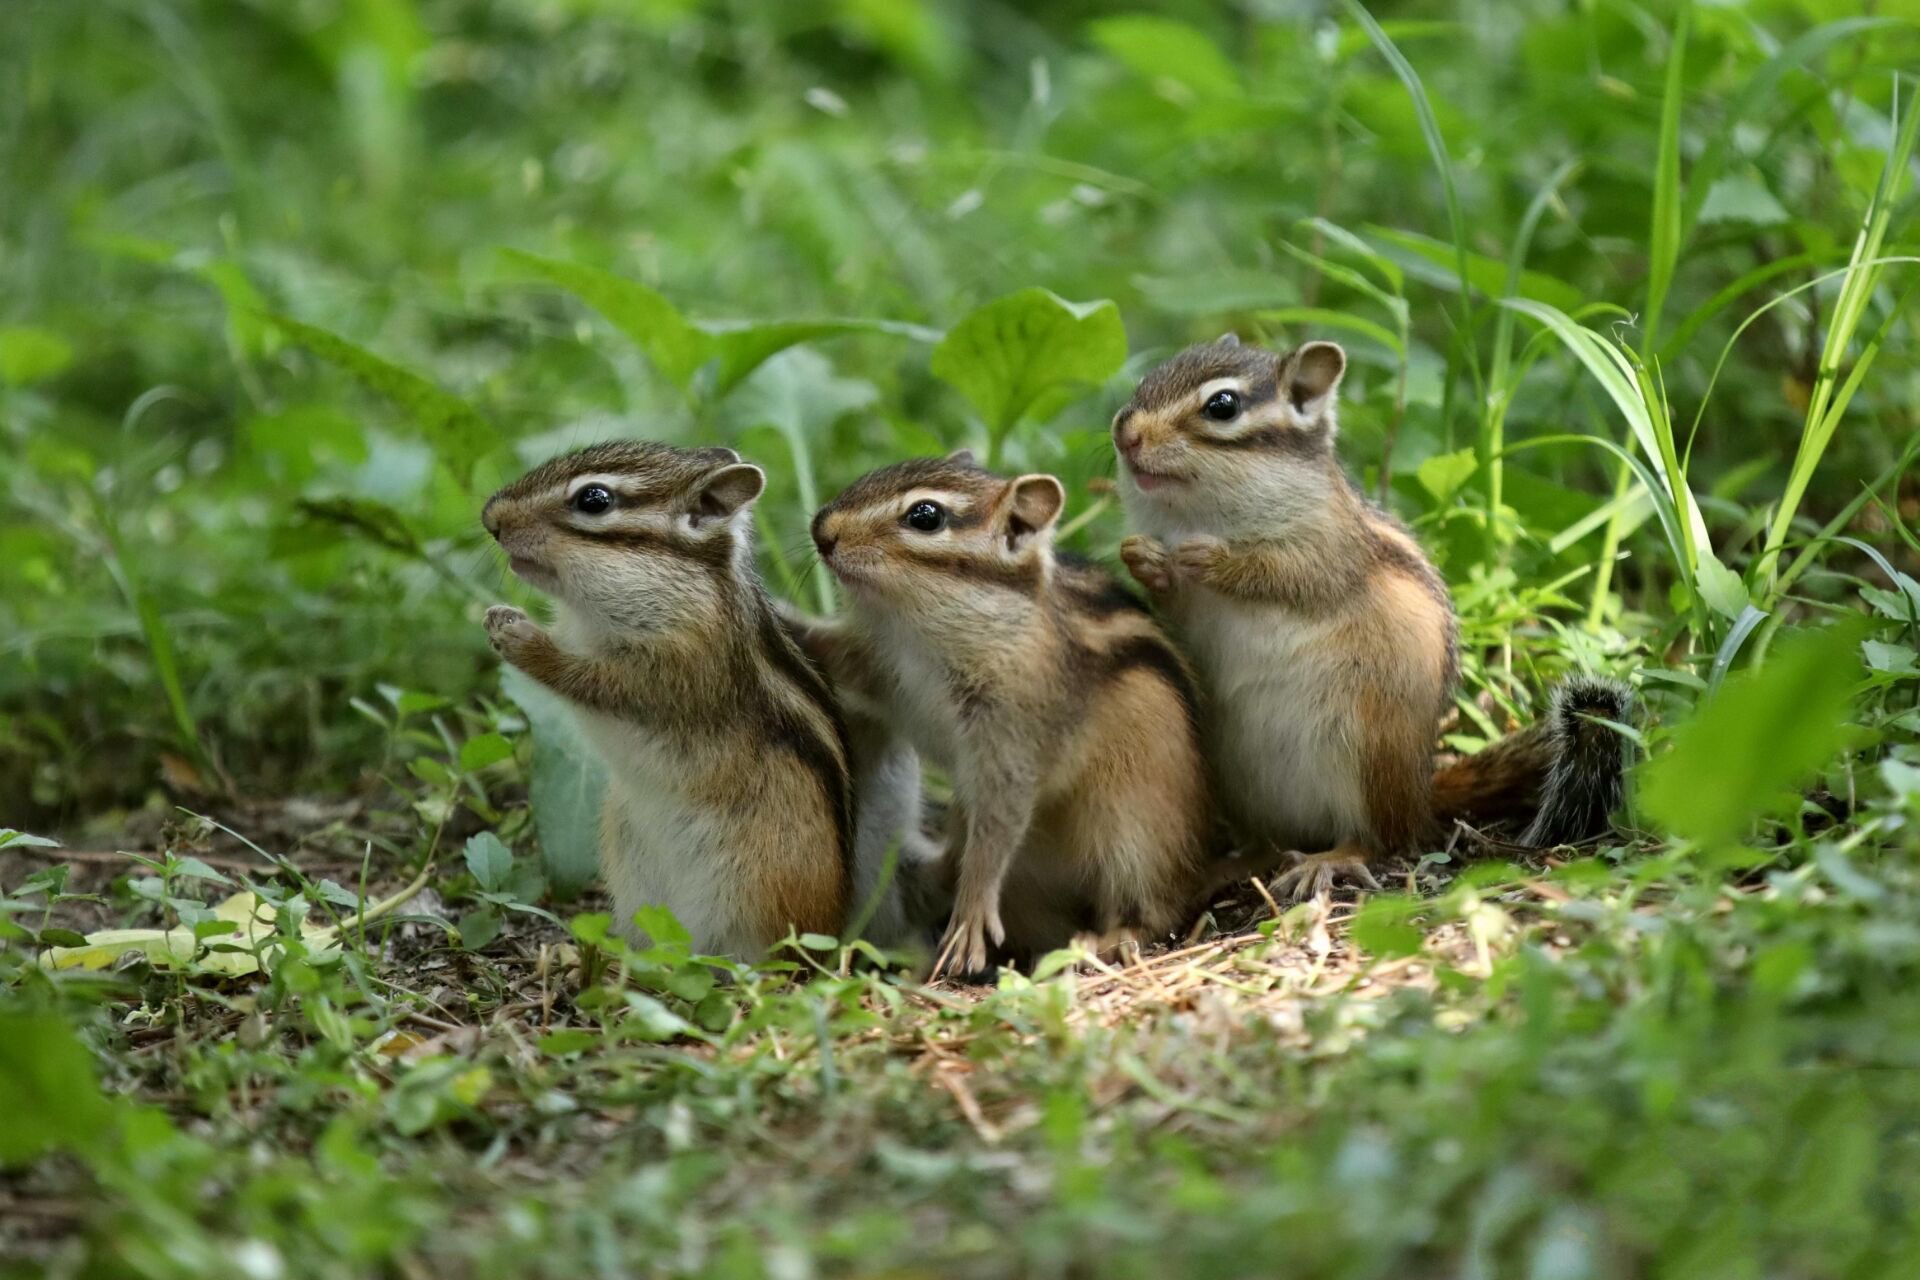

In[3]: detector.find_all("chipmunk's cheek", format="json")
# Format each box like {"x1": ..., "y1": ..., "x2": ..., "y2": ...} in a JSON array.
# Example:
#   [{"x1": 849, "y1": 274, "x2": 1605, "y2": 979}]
[
  {"x1": 826, "y1": 545, "x2": 882, "y2": 580},
  {"x1": 497, "y1": 531, "x2": 558, "y2": 590}
]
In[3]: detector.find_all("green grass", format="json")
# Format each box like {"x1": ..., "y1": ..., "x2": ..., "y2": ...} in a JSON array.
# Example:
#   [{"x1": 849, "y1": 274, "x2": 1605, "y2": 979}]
[{"x1": 4, "y1": 1, "x2": 1920, "y2": 1276}]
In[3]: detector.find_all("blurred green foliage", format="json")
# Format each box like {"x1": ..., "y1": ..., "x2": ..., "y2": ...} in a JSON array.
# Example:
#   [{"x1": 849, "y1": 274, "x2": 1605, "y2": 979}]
[
  {"x1": 4, "y1": 0, "x2": 1920, "y2": 1275},
  {"x1": 5, "y1": 0, "x2": 1915, "y2": 817}
]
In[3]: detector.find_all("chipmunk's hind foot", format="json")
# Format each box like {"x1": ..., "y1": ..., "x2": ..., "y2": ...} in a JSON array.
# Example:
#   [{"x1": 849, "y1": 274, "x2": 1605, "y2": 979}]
[{"x1": 1268, "y1": 845, "x2": 1381, "y2": 903}]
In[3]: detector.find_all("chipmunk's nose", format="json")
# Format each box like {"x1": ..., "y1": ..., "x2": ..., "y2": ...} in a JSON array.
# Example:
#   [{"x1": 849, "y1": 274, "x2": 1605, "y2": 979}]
[
  {"x1": 1114, "y1": 415, "x2": 1143, "y2": 463},
  {"x1": 810, "y1": 511, "x2": 837, "y2": 558},
  {"x1": 481, "y1": 499, "x2": 503, "y2": 540}
]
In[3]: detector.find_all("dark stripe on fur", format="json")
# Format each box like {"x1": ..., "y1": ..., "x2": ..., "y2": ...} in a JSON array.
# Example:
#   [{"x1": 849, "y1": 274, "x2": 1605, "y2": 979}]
[
  {"x1": 764, "y1": 701, "x2": 857, "y2": 888},
  {"x1": 565, "y1": 524, "x2": 735, "y2": 573},
  {"x1": 1192, "y1": 424, "x2": 1330, "y2": 458},
  {"x1": 1058, "y1": 553, "x2": 1151, "y2": 617},
  {"x1": 910, "y1": 549, "x2": 1042, "y2": 594},
  {"x1": 750, "y1": 602, "x2": 857, "y2": 883},
  {"x1": 1105, "y1": 634, "x2": 1202, "y2": 732}
]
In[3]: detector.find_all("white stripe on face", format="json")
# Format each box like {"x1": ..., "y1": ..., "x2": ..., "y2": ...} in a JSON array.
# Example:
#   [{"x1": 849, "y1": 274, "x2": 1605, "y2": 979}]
[
  {"x1": 565, "y1": 473, "x2": 628, "y2": 501},
  {"x1": 1195, "y1": 376, "x2": 1246, "y2": 404},
  {"x1": 1190, "y1": 375, "x2": 1290, "y2": 439}
]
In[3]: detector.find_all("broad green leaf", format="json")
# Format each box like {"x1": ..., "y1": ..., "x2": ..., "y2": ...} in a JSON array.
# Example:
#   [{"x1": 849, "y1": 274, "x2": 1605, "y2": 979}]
[
  {"x1": 0, "y1": 325, "x2": 74, "y2": 386},
  {"x1": 1416, "y1": 448, "x2": 1478, "y2": 503},
  {"x1": 502, "y1": 252, "x2": 934, "y2": 400},
  {"x1": 0, "y1": 829, "x2": 61, "y2": 849},
  {"x1": 267, "y1": 314, "x2": 495, "y2": 483},
  {"x1": 458, "y1": 907, "x2": 503, "y2": 951},
  {"x1": 632, "y1": 903, "x2": 693, "y2": 950},
  {"x1": 1693, "y1": 551, "x2": 1750, "y2": 620},
  {"x1": 459, "y1": 732, "x2": 515, "y2": 772},
  {"x1": 463, "y1": 832, "x2": 513, "y2": 893},
  {"x1": 500, "y1": 249, "x2": 711, "y2": 392},
  {"x1": 569, "y1": 913, "x2": 613, "y2": 946},
  {"x1": 1640, "y1": 623, "x2": 1864, "y2": 847},
  {"x1": 499, "y1": 666, "x2": 606, "y2": 899},
  {"x1": 702, "y1": 318, "x2": 937, "y2": 400},
  {"x1": 1882, "y1": 758, "x2": 1920, "y2": 801},
  {"x1": 1862, "y1": 640, "x2": 1918, "y2": 676},
  {"x1": 1089, "y1": 16, "x2": 1242, "y2": 103},
  {"x1": 171, "y1": 856, "x2": 233, "y2": 885},
  {"x1": 930, "y1": 289, "x2": 1126, "y2": 439},
  {"x1": 1697, "y1": 175, "x2": 1791, "y2": 228},
  {"x1": 0, "y1": 1014, "x2": 114, "y2": 1164}
]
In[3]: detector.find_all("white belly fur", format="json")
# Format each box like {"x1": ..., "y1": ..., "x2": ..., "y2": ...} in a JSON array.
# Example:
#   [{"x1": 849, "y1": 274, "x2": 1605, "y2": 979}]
[
  {"x1": 1177, "y1": 597, "x2": 1368, "y2": 850},
  {"x1": 577, "y1": 711, "x2": 758, "y2": 958}
]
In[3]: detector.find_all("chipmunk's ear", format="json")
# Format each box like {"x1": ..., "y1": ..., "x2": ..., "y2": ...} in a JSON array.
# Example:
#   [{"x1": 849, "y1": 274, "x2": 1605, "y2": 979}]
[
  {"x1": 945, "y1": 448, "x2": 978, "y2": 467},
  {"x1": 1281, "y1": 341, "x2": 1346, "y2": 420},
  {"x1": 692, "y1": 463, "x2": 766, "y2": 525},
  {"x1": 1215, "y1": 331, "x2": 1241, "y2": 347},
  {"x1": 1001, "y1": 474, "x2": 1065, "y2": 552}
]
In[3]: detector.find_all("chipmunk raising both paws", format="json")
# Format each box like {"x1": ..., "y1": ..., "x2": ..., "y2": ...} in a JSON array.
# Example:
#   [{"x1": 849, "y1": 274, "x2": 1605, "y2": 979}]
[
  {"x1": 481, "y1": 441, "x2": 865, "y2": 959},
  {"x1": 1114, "y1": 336, "x2": 1631, "y2": 898},
  {"x1": 806, "y1": 453, "x2": 1214, "y2": 978}
]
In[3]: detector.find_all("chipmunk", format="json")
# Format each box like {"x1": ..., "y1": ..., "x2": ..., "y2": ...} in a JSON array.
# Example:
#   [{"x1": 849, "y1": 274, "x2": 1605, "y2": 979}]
[
  {"x1": 480, "y1": 441, "x2": 861, "y2": 960},
  {"x1": 1113, "y1": 336, "x2": 1632, "y2": 898},
  {"x1": 806, "y1": 453, "x2": 1214, "y2": 978}
]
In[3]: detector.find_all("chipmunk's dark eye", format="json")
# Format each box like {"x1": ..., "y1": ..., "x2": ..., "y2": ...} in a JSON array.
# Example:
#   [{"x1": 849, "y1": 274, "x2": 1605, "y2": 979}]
[
  {"x1": 1203, "y1": 390, "x2": 1241, "y2": 422},
  {"x1": 904, "y1": 501, "x2": 947, "y2": 533},
  {"x1": 571, "y1": 484, "x2": 614, "y2": 515}
]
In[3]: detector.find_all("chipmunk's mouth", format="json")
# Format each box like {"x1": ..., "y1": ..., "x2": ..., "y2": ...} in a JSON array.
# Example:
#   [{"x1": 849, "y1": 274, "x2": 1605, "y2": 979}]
[
  {"x1": 508, "y1": 554, "x2": 555, "y2": 587},
  {"x1": 819, "y1": 547, "x2": 884, "y2": 588},
  {"x1": 1126, "y1": 463, "x2": 1187, "y2": 492}
]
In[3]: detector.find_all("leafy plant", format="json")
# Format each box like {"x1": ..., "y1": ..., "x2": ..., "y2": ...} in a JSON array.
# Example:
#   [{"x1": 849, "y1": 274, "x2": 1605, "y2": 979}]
[{"x1": 929, "y1": 288, "x2": 1127, "y2": 464}]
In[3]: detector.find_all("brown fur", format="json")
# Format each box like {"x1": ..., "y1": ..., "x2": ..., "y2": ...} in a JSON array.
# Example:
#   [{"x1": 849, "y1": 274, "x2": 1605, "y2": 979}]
[
  {"x1": 482, "y1": 442, "x2": 853, "y2": 956},
  {"x1": 1114, "y1": 338, "x2": 1611, "y2": 900},
  {"x1": 809, "y1": 455, "x2": 1214, "y2": 975}
]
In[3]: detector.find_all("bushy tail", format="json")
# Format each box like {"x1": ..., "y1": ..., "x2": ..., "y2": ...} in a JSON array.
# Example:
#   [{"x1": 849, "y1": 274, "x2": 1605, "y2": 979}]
[{"x1": 1430, "y1": 676, "x2": 1634, "y2": 847}]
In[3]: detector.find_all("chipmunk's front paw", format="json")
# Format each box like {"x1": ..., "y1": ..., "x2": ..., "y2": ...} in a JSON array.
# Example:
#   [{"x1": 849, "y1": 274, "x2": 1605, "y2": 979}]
[
  {"x1": 1120, "y1": 535, "x2": 1174, "y2": 596},
  {"x1": 484, "y1": 605, "x2": 540, "y2": 660},
  {"x1": 1172, "y1": 536, "x2": 1229, "y2": 583},
  {"x1": 931, "y1": 901, "x2": 1005, "y2": 983}
]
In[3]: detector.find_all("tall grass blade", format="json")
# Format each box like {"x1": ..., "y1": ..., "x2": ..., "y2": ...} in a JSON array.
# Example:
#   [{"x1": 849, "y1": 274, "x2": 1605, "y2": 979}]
[
  {"x1": 1341, "y1": 0, "x2": 1481, "y2": 404},
  {"x1": 1642, "y1": 2, "x2": 1690, "y2": 357},
  {"x1": 1759, "y1": 85, "x2": 1919, "y2": 586},
  {"x1": 1486, "y1": 160, "x2": 1580, "y2": 541}
]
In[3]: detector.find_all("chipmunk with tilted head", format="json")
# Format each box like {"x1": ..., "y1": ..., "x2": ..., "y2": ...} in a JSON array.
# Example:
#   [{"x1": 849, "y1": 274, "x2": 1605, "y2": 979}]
[
  {"x1": 804, "y1": 452, "x2": 1214, "y2": 978},
  {"x1": 1113, "y1": 336, "x2": 1632, "y2": 898},
  {"x1": 480, "y1": 441, "x2": 869, "y2": 960}
]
